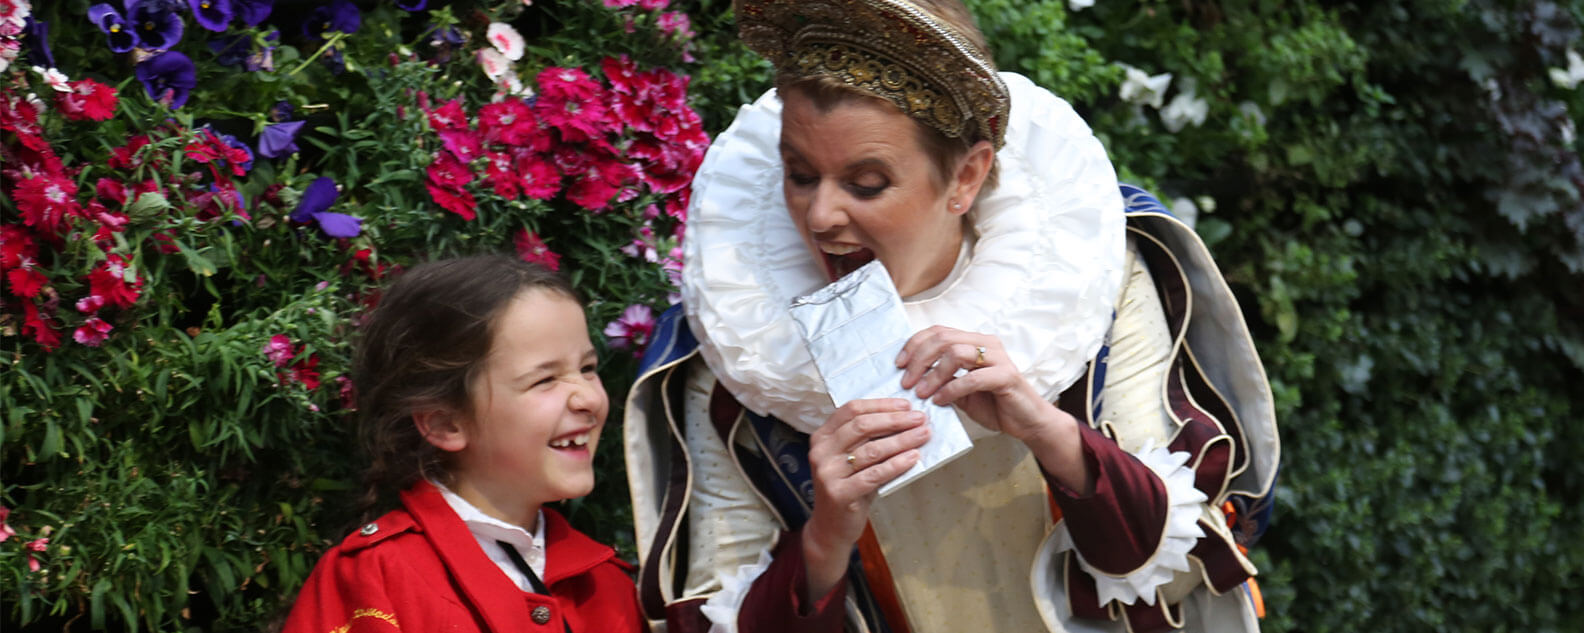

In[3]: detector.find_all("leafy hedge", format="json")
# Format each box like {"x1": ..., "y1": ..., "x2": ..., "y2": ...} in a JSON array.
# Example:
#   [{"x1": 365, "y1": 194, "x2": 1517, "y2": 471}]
[{"x1": 2, "y1": 0, "x2": 1580, "y2": 631}]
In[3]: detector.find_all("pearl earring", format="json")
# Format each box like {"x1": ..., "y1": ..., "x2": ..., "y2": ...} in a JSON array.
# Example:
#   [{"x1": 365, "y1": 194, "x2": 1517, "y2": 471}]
[{"x1": 952, "y1": 200, "x2": 962, "y2": 211}]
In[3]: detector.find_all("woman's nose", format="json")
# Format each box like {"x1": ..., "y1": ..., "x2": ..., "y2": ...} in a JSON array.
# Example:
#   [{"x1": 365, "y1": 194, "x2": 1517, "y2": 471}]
[{"x1": 805, "y1": 183, "x2": 848, "y2": 233}]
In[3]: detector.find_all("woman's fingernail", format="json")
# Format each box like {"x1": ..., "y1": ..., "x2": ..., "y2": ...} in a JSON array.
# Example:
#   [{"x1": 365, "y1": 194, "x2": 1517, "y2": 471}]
[{"x1": 895, "y1": 350, "x2": 907, "y2": 366}]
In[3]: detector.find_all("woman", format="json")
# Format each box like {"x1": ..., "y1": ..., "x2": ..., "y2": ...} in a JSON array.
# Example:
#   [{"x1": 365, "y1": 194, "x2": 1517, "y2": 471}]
[{"x1": 625, "y1": 1, "x2": 1280, "y2": 632}]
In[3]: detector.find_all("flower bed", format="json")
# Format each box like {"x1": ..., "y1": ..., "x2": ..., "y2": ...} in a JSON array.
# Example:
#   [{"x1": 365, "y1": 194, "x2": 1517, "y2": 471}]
[{"x1": 0, "y1": 0, "x2": 714, "y2": 629}]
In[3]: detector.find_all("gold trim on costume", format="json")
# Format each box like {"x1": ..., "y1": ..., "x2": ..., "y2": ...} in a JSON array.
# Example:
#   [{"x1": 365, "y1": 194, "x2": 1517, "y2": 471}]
[
  {"x1": 735, "y1": 0, "x2": 1010, "y2": 148},
  {"x1": 329, "y1": 607, "x2": 399, "y2": 633}
]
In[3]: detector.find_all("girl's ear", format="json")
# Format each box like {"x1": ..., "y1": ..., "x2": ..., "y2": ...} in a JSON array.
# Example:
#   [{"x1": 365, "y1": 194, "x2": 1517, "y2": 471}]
[
  {"x1": 949, "y1": 140, "x2": 996, "y2": 216},
  {"x1": 414, "y1": 409, "x2": 469, "y2": 452}
]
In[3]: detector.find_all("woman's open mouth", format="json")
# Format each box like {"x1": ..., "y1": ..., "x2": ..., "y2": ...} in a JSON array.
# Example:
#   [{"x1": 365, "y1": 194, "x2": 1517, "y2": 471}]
[{"x1": 819, "y1": 243, "x2": 875, "y2": 281}]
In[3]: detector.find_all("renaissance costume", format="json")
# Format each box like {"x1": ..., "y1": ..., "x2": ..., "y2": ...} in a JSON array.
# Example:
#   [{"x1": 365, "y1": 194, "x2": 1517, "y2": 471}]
[{"x1": 626, "y1": 3, "x2": 1279, "y2": 632}]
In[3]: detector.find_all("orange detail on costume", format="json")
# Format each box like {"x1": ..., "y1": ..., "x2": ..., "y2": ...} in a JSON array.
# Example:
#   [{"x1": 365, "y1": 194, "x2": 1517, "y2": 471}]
[
  {"x1": 329, "y1": 607, "x2": 400, "y2": 633},
  {"x1": 1222, "y1": 502, "x2": 1266, "y2": 619},
  {"x1": 858, "y1": 523, "x2": 913, "y2": 633}
]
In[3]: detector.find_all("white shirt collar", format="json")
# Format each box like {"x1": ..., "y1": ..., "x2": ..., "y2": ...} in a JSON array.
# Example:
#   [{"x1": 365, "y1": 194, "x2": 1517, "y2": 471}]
[{"x1": 433, "y1": 481, "x2": 547, "y2": 589}]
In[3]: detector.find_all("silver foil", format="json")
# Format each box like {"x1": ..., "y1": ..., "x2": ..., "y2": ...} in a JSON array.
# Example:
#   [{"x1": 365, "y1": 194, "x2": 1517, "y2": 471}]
[{"x1": 788, "y1": 260, "x2": 974, "y2": 496}]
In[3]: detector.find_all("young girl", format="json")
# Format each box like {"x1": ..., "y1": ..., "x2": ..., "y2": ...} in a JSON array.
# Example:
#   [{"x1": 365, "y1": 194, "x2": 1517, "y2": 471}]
[{"x1": 283, "y1": 255, "x2": 645, "y2": 633}]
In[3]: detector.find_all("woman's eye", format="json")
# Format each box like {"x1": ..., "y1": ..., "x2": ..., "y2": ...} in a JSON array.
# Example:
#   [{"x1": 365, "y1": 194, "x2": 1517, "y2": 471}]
[
  {"x1": 850, "y1": 180, "x2": 886, "y2": 198},
  {"x1": 786, "y1": 171, "x2": 816, "y2": 186}
]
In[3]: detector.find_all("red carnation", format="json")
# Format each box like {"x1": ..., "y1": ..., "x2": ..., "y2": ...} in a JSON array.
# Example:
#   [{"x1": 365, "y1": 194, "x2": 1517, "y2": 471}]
[
  {"x1": 87, "y1": 254, "x2": 143, "y2": 309},
  {"x1": 426, "y1": 99, "x2": 469, "y2": 133},
  {"x1": 483, "y1": 151, "x2": 521, "y2": 200},
  {"x1": 478, "y1": 99, "x2": 541, "y2": 147},
  {"x1": 21, "y1": 301, "x2": 61, "y2": 351},
  {"x1": 514, "y1": 229, "x2": 561, "y2": 271},
  {"x1": 517, "y1": 156, "x2": 561, "y2": 200},
  {"x1": 55, "y1": 78, "x2": 119, "y2": 122},
  {"x1": 427, "y1": 184, "x2": 478, "y2": 221},
  {"x1": 108, "y1": 135, "x2": 152, "y2": 170},
  {"x1": 12, "y1": 173, "x2": 82, "y2": 239}
]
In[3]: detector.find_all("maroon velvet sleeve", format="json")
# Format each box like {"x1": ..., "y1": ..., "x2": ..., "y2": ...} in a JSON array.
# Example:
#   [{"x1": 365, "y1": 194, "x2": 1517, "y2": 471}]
[
  {"x1": 735, "y1": 530, "x2": 849, "y2": 633},
  {"x1": 1044, "y1": 424, "x2": 1170, "y2": 575}
]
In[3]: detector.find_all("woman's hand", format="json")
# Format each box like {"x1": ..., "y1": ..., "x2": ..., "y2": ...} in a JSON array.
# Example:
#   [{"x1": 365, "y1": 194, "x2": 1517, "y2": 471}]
[
  {"x1": 801, "y1": 398, "x2": 929, "y2": 602},
  {"x1": 895, "y1": 326, "x2": 1092, "y2": 493}
]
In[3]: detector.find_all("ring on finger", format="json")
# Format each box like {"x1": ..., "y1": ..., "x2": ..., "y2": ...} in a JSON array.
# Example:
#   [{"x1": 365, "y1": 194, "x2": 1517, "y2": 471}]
[
  {"x1": 974, "y1": 345, "x2": 988, "y2": 368},
  {"x1": 846, "y1": 453, "x2": 858, "y2": 470}
]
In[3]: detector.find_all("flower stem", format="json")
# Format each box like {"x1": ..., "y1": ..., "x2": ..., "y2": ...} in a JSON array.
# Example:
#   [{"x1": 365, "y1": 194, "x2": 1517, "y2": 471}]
[{"x1": 287, "y1": 32, "x2": 350, "y2": 77}]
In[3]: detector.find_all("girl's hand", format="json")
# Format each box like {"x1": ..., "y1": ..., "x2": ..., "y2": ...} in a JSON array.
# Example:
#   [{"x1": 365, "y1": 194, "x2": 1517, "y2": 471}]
[
  {"x1": 895, "y1": 326, "x2": 1091, "y2": 492},
  {"x1": 801, "y1": 398, "x2": 929, "y2": 601}
]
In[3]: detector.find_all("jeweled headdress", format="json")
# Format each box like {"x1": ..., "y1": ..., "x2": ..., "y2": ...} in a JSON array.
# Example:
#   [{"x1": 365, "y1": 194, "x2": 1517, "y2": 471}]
[{"x1": 735, "y1": 0, "x2": 1011, "y2": 149}]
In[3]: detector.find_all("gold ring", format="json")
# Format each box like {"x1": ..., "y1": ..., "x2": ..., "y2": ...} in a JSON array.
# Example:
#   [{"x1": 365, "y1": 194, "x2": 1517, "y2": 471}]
[
  {"x1": 846, "y1": 454, "x2": 857, "y2": 470},
  {"x1": 975, "y1": 345, "x2": 987, "y2": 368}
]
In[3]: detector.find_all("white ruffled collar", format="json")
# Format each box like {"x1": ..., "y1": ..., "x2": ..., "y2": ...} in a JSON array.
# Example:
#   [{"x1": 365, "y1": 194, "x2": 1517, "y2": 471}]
[{"x1": 680, "y1": 73, "x2": 1127, "y2": 434}]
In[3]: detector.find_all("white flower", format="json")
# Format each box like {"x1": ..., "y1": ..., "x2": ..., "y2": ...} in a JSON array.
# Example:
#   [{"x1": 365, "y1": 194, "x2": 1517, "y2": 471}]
[
  {"x1": 1169, "y1": 197, "x2": 1199, "y2": 228},
  {"x1": 486, "y1": 22, "x2": 525, "y2": 62},
  {"x1": 31, "y1": 65, "x2": 70, "y2": 93},
  {"x1": 1548, "y1": 49, "x2": 1584, "y2": 90},
  {"x1": 1195, "y1": 195, "x2": 1217, "y2": 214},
  {"x1": 0, "y1": 0, "x2": 30, "y2": 36},
  {"x1": 1118, "y1": 64, "x2": 1172, "y2": 109},
  {"x1": 476, "y1": 48, "x2": 512, "y2": 82},
  {"x1": 1069, "y1": 0, "x2": 1095, "y2": 10},
  {"x1": 1160, "y1": 89, "x2": 1208, "y2": 132}
]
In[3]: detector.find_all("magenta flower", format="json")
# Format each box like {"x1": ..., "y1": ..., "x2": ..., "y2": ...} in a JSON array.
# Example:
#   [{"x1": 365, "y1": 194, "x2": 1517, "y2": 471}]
[
  {"x1": 263, "y1": 334, "x2": 293, "y2": 367},
  {"x1": 603, "y1": 304, "x2": 656, "y2": 356},
  {"x1": 514, "y1": 229, "x2": 561, "y2": 271},
  {"x1": 25, "y1": 537, "x2": 47, "y2": 572},
  {"x1": 0, "y1": 506, "x2": 15, "y2": 542},
  {"x1": 73, "y1": 316, "x2": 113, "y2": 346}
]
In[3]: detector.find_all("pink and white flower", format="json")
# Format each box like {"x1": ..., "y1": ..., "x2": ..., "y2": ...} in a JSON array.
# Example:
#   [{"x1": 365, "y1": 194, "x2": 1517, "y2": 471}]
[
  {"x1": 263, "y1": 334, "x2": 295, "y2": 367},
  {"x1": 603, "y1": 303, "x2": 656, "y2": 356},
  {"x1": 486, "y1": 22, "x2": 525, "y2": 62},
  {"x1": 0, "y1": 0, "x2": 30, "y2": 37},
  {"x1": 72, "y1": 316, "x2": 113, "y2": 346},
  {"x1": 31, "y1": 66, "x2": 71, "y2": 93},
  {"x1": 476, "y1": 48, "x2": 512, "y2": 83},
  {"x1": 0, "y1": 505, "x2": 15, "y2": 542}
]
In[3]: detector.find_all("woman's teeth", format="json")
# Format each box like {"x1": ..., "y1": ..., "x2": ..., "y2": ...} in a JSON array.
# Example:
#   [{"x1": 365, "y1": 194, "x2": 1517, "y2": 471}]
[
  {"x1": 549, "y1": 433, "x2": 590, "y2": 449},
  {"x1": 820, "y1": 243, "x2": 864, "y2": 255}
]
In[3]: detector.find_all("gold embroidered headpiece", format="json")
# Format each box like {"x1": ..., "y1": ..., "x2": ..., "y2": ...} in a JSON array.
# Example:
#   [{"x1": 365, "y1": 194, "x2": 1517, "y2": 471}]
[{"x1": 735, "y1": 0, "x2": 1010, "y2": 149}]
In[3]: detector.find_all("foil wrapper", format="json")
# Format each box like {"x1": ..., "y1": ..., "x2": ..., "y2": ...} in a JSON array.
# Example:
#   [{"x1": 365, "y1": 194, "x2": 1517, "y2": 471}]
[{"x1": 788, "y1": 260, "x2": 974, "y2": 496}]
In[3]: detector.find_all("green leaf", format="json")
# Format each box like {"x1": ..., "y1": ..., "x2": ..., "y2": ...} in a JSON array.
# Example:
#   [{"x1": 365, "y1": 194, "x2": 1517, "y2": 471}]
[
  {"x1": 126, "y1": 192, "x2": 172, "y2": 219},
  {"x1": 90, "y1": 578, "x2": 110, "y2": 630},
  {"x1": 172, "y1": 240, "x2": 219, "y2": 277}
]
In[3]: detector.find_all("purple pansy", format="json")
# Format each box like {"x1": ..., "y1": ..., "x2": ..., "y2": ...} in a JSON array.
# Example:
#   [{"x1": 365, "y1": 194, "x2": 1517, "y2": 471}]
[
  {"x1": 303, "y1": 0, "x2": 360, "y2": 40},
  {"x1": 208, "y1": 34, "x2": 249, "y2": 66},
  {"x1": 291, "y1": 177, "x2": 362, "y2": 238},
  {"x1": 135, "y1": 50, "x2": 196, "y2": 109},
  {"x1": 22, "y1": 17, "x2": 53, "y2": 69},
  {"x1": 234, "y1": 0, "x2": 273, "y2": 26},
  {"x1": 129, "y1": 0, "x2": 184, "y2": 50},
  {"x1": 88, "y1": 4, "x2": 139, "y2": 53},
  {"x1": 187, "y1": 0, "x2": 232, "y2": 32},
  {"x1": 396, "y1": 0, "x2": 427, "y2": 11},
  {"x1": 268, "y1": 100, "x2": 293, "y2": 122},
  {"x1": 258, "y1": 120, "x2": 304, "y2": 158}
]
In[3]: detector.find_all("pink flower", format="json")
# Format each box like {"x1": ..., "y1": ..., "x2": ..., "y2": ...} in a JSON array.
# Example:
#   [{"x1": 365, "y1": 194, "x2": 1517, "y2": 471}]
[
  {"x1": 476, "y1": 47, "x2": 512, "y2": 82},
  {"x1": 639, "y1": 0, "x2": 669, "y2": 8},
  {"x1": 55, "y1": 78, "x2": 118, "y2": 121},
  {"x1": 478, "y1": 99, "x2": 539, "y2": 147},
  {"x1": 486, "y1": 22, "x2": 525, "y2": 61},
  {"x1": 0, "y1": 506, "x2": 15, "y2": 542},
  {"x1": 426, "y1": 99, "x2": 469, "y2": 133},
  {"x1": 264, "y1": 334, "x2": 294, "y2": 367},
  {"x1": 516, "y1": 155, "x2": 561, "y2": 200},
  {"x1": 73, "y1": 316, "x2": 113, "y2": 346},
  {"x1": 438, "y1": 128, "x2": 483, "y2": 163},
  {"x1": 603, "y1": 304, "x2": 656, "y2": 356},
  {"x1": 535, "y1": 67, "x2": 610, "y2": 143},
  {"x1": 657, "y1": 11, "x2": 695, "y2": 41},
  {"x1": 602, "y1": 0, "x2": 638, "y2": 7},
  {"x1": 483, "y1": 151, "x2": 521, "y2": 199},
  {"x1": 25, "y1": 537, "x2": 47, "y2": 572},
  {"x1": 514, "y1": 229, "x2": 562, "y2": 271}
]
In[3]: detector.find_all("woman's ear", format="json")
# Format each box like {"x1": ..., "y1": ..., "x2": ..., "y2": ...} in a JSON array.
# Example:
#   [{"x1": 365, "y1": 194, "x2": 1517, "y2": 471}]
[
  {"x1": 414, "y1": 409, "x2": 469, "y2": 452},
  {"x1": 949, "y1": 140, "x2": 996, "y2": 216}
]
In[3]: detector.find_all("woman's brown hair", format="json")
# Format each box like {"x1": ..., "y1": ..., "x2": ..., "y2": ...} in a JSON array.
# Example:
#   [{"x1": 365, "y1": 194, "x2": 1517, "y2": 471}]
[{"x1": 351, "y1": 254, "x2": 579, "y2": 519}]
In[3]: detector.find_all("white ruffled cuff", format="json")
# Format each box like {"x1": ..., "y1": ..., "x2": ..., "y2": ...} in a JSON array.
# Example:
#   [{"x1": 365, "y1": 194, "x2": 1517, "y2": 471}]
[
  {"x1": 1054, "y1": 440, "x2": 1207, "y2": 607},
  {"x1": 699, "y1": 547, "x2": 775, "y2": 633}
]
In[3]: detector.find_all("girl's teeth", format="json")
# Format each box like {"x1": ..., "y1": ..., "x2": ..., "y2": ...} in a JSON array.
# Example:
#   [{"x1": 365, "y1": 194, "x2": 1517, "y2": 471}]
[{"x1": 550, "y1": 433, "x2": 591, "y2": 448}]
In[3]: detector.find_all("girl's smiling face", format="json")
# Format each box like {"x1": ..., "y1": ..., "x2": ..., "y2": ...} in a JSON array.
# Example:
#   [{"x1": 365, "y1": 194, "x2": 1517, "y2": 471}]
[
  {"x1": 778, "y1": 87, "x2": 986, "y2": 297},
  {"x1": 443, "y1": 288, "x2": 608, "y2": 526}
]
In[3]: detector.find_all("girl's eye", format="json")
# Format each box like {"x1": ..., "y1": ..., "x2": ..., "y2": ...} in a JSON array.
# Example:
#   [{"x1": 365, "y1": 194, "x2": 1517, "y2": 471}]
[
  {"x1": 581, "y1": 364, "x2": 598, "y2": 375},
  {"x1": 786, "y1": 171, "x2": 817, "y2": 186},
  {"x1": 531, "y1": 376, "x2": 555, "y2": 388}
]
